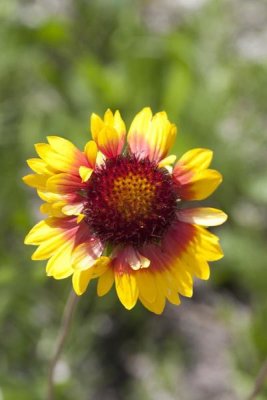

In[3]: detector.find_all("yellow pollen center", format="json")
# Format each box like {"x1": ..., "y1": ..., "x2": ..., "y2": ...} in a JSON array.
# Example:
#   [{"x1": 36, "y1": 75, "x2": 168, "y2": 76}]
[{"x1": 109, "y1": 172, "x2": 156, "y2": 221}]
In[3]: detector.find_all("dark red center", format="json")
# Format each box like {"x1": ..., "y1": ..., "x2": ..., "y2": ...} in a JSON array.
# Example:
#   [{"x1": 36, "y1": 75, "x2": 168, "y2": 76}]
[{"x1": 83, "y1": 155, "x2": 178, "y2": 247}]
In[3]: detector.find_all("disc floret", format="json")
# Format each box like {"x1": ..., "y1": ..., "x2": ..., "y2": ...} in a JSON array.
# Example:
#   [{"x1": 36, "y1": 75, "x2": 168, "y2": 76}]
[{"x1": 84, "y1": 155, "x2": 178, "y2": 246}]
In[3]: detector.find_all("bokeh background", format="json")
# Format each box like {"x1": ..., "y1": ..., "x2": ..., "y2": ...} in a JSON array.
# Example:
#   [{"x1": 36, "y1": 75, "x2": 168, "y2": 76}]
[{"x1": 1, "y1": 0, "x2": 267, "y2": 399}]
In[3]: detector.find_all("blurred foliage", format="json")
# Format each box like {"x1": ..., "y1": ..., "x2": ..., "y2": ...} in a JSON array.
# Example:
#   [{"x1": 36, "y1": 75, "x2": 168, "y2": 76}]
[{"x1": 1, "y1": 0, "x2": 267, "y2": 399}]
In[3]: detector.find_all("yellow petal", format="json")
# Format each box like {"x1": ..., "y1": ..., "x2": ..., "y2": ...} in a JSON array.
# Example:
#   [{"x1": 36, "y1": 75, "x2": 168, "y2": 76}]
[
  {"x1": 142, "y1": 273, "x2": 166, "y2": 314},
  {"x1": 84, "y1": 140, "x2": 97, "y2": 168},
  {"x1": 71, "y1": 259, "x2": 110, "y2": 295},
  {"x1": 128, "y1": 107, "x2": 152, "y2": 141},
  {"x1": 181, "y1": 252, "x2": 210, "y2": 280},
  {"x1": 97, "y1": 267, "x2": 114, "y2": 296},
  {"x1": 40, "y1": 202, "x2": 66, "y2": 218},
  {"x1": 47, "y1": 136, "x2": 78, "y2": 158},
  {"x1": 72, "y1": 269, "x2": 92, "y2": 295},
  {"x1": 124, "y1": 247, "x2": 150, "y2": 271},
  {"x1": 96, "y1": 126, "x2": 122, "y2": 158},
  {"x1": 128, "y1": 108, "x2": 177, "y2": 163},
  {"x1": 89, "y1": 257, "x2": 111, "y2": 278},
  {"x1": 164, "y1": 270, "x2": 182, "y2": 305},
  {"x1": 155, "y1": 272, "x2": 180, "y2": 306},
  {"x1": 136, "y1": 271, "x2": 157, "y2": 303},
  {"x1": 103, "y1": 109, "x2": 114, "y2": 125},
  {"x1": 158, "y1": 154, "x2": 177, "y2": 168},
  {"x1": 113, "y1": 110, "x2": 126, "y2": 137},
  {"x1": 96, "y1": 151, "x2": 105, "y2": 166},
  {"x1": 79, "y1": 166, "x2": 93, "y2": 182},
  {"x1": 27, "y1": 158, "x2": 55, "y2": 175},
  {"x1": 171, "y1": 261, "x2": 193, "y2": 298},
  {"x1": 178, "y1": 148, "x2": 213, "y2": 171},
  {"x1": 62, "y1": 202, "x2": 84, "y2": 216},
  {"x1": 139, "y1": 295, "x2": 161, "y2": 314},
  {"x1": 25, "y1": 219, "x2": 61, "y2": 245},
  {"x1": 35, "y1": 143, "x2": 76, "y2": 172},
  {"x1": 77, "y1": 214, "x2": 85, "y2": 223},
  {"x1": 148, "y1": 292, "x2": 166, "y2": 314},
  {"x1": 115, "y1": 273, "x2": 138, "y2": 310},
  {"x1": 128, "y1": 107, "x2": 152, "y2": 158},
  {"x1": 147, "y1": 112, "x2": 177, "y2": 162},
  {"x1": 47, "y1": 173, "x2": 82, "y2": 193},
  {"x1": 31, "y1": 234, "x2": 66, "y2": 260},
  {"x1": 23, "y1": 174, "x2": 48, "y2": 190},
  {"x1": 46, "y1": 242, "x2": 73, "y2": 279},
  {"x1": 37, "y1": 190, "x2": 62, "y2": 203},
  {"x1": 90, "y1": 113, "x2": 104, "y2": 142},
  {"x1": 71, "y1": 242, "x2": 103, "y2": 271},
  {"x1": 178, "y1": 207, "x2": 228, "y2": 226},
  {"x1": 166, "y1": 288, "x2": 180, "y2": 305},
  {"x1": 183, "y1": 169, "x2": 223, "y2": 200},
  {"x1": 91, "y1": 110, "x2": 126, "y2": 158},
  {"x1": 194, "y1": 226, "x2": 224, "y2": 261}
]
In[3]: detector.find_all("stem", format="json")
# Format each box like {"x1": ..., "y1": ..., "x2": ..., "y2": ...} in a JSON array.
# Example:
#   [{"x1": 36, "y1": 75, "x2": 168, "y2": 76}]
[
  {"x1": 247, "y1": 359, "x2": 267, "y2": 400},
  {"x1": 47, "y1": 289, "x2": 79, "y2": 400}
]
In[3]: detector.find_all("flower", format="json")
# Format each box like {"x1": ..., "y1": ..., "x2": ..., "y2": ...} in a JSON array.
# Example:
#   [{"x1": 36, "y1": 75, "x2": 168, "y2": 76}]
[{"x1": 23, "y1": 108, "x2": 227, "y2": 314}]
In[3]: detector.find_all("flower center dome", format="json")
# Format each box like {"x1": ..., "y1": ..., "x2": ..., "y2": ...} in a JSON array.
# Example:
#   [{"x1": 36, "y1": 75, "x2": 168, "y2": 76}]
[{"x1": 84, "y1": 155, "x2": 178, "y2": 246}]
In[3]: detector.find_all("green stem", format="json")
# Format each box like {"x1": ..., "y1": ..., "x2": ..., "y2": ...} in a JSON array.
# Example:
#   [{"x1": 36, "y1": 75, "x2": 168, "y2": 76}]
[
  {"x1": 247, "y1": 359, "x2": 267, "y2": 400},
  {"x1": 47, "y1": 289, "x2": 79, "y2": 400}
]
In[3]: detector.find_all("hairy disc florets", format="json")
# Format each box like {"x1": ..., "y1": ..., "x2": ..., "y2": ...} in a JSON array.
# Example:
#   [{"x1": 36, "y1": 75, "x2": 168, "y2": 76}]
[{"x1": 84, "y1": 155, "x2": 178, "y2": 246}]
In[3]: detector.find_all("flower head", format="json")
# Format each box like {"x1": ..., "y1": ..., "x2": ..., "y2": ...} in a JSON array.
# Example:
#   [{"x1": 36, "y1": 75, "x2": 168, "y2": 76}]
[{"x1": 24, "y1": 108, "x2": 227, "y2": 314}]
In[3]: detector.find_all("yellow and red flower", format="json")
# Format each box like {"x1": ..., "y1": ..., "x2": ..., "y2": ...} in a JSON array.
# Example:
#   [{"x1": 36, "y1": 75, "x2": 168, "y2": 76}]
[{"x1": 23, "y1": 108, "x2": 227, "y2": 314}]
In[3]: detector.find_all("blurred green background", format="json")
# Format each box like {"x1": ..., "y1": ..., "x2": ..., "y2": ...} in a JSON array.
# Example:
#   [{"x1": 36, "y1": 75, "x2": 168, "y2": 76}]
[{"x1": 1, "y1": 0, "x2": 267, "y2": 399}]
